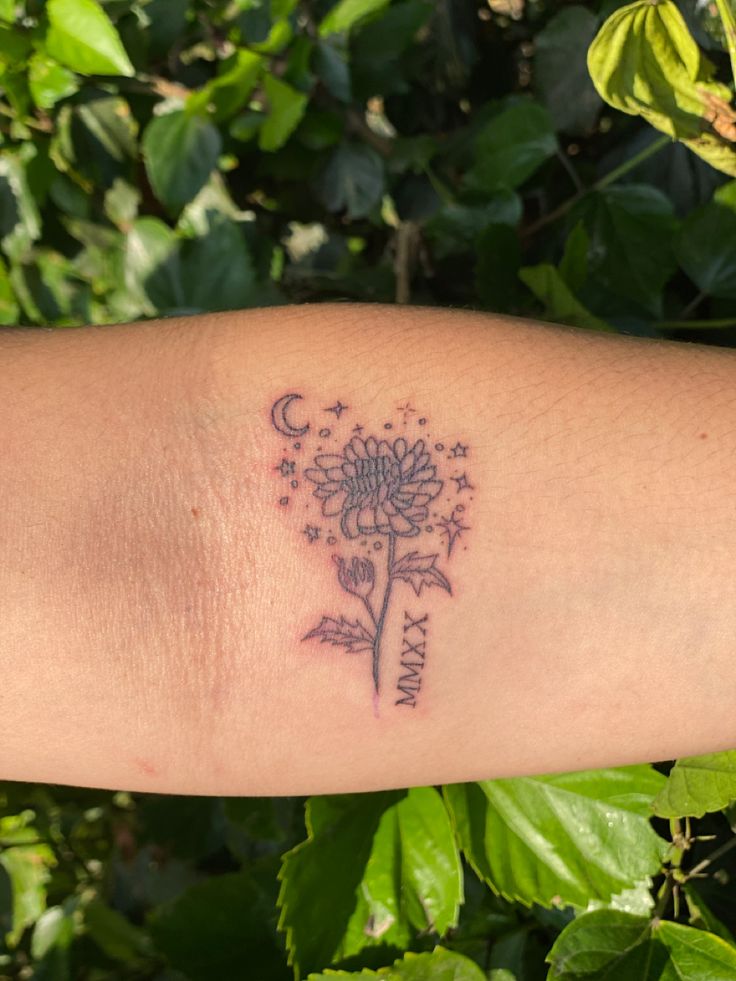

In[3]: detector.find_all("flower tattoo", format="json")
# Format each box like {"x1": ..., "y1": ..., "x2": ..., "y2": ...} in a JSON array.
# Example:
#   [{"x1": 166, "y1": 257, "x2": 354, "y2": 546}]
[
  {"x1": 305, "y1": 436, "x2": 443, "y2": 538},
  {"x1": 270, "y1": 394, "x2": 472, "y2": 709}
]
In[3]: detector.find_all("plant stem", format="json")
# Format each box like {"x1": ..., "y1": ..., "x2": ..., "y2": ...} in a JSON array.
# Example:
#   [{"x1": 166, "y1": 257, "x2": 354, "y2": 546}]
[
  {"x1": 371, "y1": 533, "x2": 396, "y2": 695},
  {"x1": 715, "y1": 0, "x2": 736, "y2": 90},
  {"x1": 362, "y1": 595, "x2": 378, "y2": 627},
  {"x1": 657, "y1": 317, "x2": 736, "y2": 330},
  {"x1": 593, "y1": 134, "x2": 671, "y2": 192},
  {"x1": 685, "y1": 833, "x2": 736, "y2": 881},
  {"x1": 522, "y1": 134, "x2": 671, "y2": 239}
]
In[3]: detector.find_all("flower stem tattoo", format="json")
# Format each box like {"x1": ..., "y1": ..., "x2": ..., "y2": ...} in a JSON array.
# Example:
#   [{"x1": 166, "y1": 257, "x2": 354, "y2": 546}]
[{"x1": 269, "y1": 394, "x2": 472, "y2": 710}]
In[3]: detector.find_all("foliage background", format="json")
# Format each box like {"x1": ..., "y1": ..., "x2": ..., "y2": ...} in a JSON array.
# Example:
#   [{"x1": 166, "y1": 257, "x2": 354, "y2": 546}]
[{"x1": 3, "y1": 0, "x2": 736, "y2": 978}]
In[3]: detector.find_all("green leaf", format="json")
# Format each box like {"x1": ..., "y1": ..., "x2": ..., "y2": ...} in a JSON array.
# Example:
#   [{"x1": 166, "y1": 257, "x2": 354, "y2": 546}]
[
  {"x1": 654, "y1": 751, "x2": 736, "y2": 818},
  {"x1": 0, "y1": 0, "x2": 15, "y2": 22},
  {"x1": 123, "y1": 216, "x2": 182, "y2": 315},
  {"x1": 188, "y1": 49, "x2": 263, "y2": 123},
  {"x1": 278, "y1": 789, "x2": 462, "y2": 978},
  {"x1": 179, "y1": 212, "x2": 256, "y2": 311},
  {"x1": 444, "y1": 767, "x2": 666, "y2": 909},
  {"x1": 587, "y1": 0, "x2": 736, "y2": 177},
  {"x1": 45, "y1": 0, "x2": 134, "y2": 77},
  {"x1": 27, "y1": 53, "x2": 78, "y2": 109},
  {"x1": 0, "y1": 253, "x2": 18, "y2": 324},
  {"x1": 558, "y1": 220, "x2": 589, "y2": 293},
  {"x1": 0, "y1": 813, "x2": 56, "y2": 947},
  {"x1": 31, "y1": 903, "x2": 75, "y2": 959},
  {"x1": 677, "y1": 182, "x2": 736, "y2": 299},
  {"x1": 306, "y1": 947, "x2": 486, "y2": 980},
  {"x1": 315, "y1": 38, "x2": 351, "y2": 103},
  {"x1": 318, "y1": 142, "x2": 384, "y2": 218},
  {"x1": 84, "y1": 899, "x2": 152, "y2": 962},
  {"x1": 0, "y1": 861, "x2": 12, "y2": 938},
  {"x1": 546, "y1": 909, "x2": 653, "y2": 979},
  {"x1": 548, "y1": 909, "x2": 736, "y2": 979},
  {"x1": 534, "y1": 6, "x2": 601, "y2": 134},
  {"x1": 142, "y1": 111, "x2": 222, "y2": 213},
  {"x1": 259, "y1": 74, "x2": 308, "y2": 152},
  {"x1": 520, "y1": 264, "x2": 613, "y2": 332},
  {"x1": 150, "y1": 872, "x2": 285, "y2": 981},
  {"x1": 0, "y1": 152, "x2": 41, "y2": 261},
  {"x1": 424, "y1": 194, "x2": 522, "y2": 259},
  {"x1": 464, "y1": 101, "x2": 557, "y2": 194},
  {"x1": 319, "y1": 0, "x2": 390, "y2": 37},
  {"x1": 656, "y1": 920, "x2": 736, "y2": 978},
  {"x1": 570, "y1": 184, "x2": 678, "y2": 314}
]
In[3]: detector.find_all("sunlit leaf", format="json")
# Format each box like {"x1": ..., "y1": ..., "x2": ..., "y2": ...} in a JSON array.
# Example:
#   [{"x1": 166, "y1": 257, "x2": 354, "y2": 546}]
[
  {"x1": 45, "y1": 0, "x2": 134, "y2": 77},
  {"x1": 444, "y1": 768, "x2": 666, "y2": 909}
]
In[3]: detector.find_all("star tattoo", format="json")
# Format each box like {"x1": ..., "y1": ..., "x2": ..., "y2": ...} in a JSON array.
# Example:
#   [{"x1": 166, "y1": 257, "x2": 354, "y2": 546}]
[
  {"x1": 449, "y1": 442, "x2": 468, "y2": 458},
  {"x1": 397, "y1": 401, "x2": 416, "y2": 422},
  {"x1": 437, "y1": 507, "x2": 470, "y2": 557},
  {"x1": 352, "y1": 424, "x2": 364, "y2": 434},
  {"x1": 452, "y1": 472, "x2": 474, "y2": 493},
  {"x1": 303, "y1": 524, "x2": 321, "y2": 543},
  {"x1": 326, "y1": 401, "x2": 348, "y2": 418},
  {"x1": 275, "y1": 459, "x2": 296, "y2": 477}
]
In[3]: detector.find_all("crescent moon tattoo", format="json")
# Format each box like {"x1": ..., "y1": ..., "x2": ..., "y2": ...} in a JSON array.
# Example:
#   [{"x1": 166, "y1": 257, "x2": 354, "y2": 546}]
[{"x1": 271, "y1": 393, "x2": 310, "y2": 438}]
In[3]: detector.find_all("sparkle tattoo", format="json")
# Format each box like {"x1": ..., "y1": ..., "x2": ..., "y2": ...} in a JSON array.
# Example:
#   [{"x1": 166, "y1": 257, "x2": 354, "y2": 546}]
[{"x1": 269, "y1": 394, "x2": 473, "y2": 712}]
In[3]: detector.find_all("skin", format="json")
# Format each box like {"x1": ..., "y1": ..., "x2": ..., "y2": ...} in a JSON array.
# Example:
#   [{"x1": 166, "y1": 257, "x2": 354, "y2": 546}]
[{"x1": 1, "y1": 303, "x2": 736, "y2": 795}]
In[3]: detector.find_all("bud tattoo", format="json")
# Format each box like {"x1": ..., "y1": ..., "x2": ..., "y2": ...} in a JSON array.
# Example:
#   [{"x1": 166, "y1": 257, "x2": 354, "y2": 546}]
[{"x1": 269, "y1": 393, "x2": 472, "y2": 711}]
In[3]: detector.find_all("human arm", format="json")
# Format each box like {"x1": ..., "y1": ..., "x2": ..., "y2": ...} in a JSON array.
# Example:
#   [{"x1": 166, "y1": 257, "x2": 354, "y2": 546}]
[{"x1": 1, "y1": 303, "x2": 735, "y2": 795}]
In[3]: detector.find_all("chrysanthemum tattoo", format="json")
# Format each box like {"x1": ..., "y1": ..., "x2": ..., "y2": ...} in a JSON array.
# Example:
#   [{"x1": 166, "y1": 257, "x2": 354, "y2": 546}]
[{"x1": 270, "y1": 393, "x2": 473, "y2": 712}]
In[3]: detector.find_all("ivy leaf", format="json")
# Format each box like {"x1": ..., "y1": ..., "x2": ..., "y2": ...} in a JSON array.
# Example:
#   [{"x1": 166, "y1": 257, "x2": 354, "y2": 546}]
[
  {"x1": 444, "y1": 767, "x2": 666, "y2": 909},
  {"x1": 306, "y1": 947, "x2": 485, "y2": 979},
  {"x1": 654, "y1": 751, "x2": 736, "y2": 819},
  {"x1": 391, "y1": 552, "x2": 451, "y2": 596},
  {"x1": 142, "y1": 111, "x2": 222, "y2": 213},
  {"x1": 587, "y1": 0, "x2": 736, "y2": 177},
  {"x1": 464, "y1": 101, "x2": 557, "y2": 194},
  {"x1": 259, "y1": 74, "x2": 308, "y2": 152},
  {"x1": 278, "y1": 790, "x2": 463, "y2": 978},
  {"x1": 534, "y1": 6, "x2": 601, "y2": 134},
  {"x1": 303, "y1": 615, "x2": 374, "y2": 653},
  {"x1": 547, "y1": 909, "x2": 736, "y2": 979},
  {"x1": 45, "y1": 0, "x2": 134, "y2": 77}
]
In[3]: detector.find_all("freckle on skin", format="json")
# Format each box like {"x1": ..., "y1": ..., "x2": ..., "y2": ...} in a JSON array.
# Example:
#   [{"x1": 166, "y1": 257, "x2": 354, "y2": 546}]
[
  {"x1": 191, "y1": 506, "x2": 201, "y2": 517},
  {"x1": 700, "y1": 432, "x2": 708, "y2": 439}
]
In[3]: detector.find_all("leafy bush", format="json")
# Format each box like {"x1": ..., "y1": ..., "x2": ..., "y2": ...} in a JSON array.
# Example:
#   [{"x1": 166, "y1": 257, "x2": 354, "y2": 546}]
[{"x1": 2, "y1": 1, "x2": 736, "y2": 979}]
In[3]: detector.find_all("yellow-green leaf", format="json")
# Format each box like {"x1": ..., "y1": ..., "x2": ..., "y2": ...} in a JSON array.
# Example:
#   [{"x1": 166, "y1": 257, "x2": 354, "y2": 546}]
[
  {"x1": 587, "y1": 0, "x2": 736, "y2": 176},
  {"x1": 46, "y1": 0, "x2": 134, "y2": 77},
  {"x1": 654, "y1": 751, "x2": 736, "y2": 818}
]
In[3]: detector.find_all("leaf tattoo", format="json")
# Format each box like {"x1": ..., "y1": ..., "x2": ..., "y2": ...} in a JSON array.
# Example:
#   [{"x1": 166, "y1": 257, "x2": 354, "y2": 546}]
[
  {"x1": 302, "y1": 616, "x2": 375, "y2": 654},
  {"x1": 390, "y1": 552, "x2": 452, "y2": 596}
]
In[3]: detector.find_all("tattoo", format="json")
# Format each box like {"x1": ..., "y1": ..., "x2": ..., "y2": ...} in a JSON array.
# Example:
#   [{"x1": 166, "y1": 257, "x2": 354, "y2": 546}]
[
  {"x1": 395, "y1": 611, "x2": 428, "y2": 708},
  {"x1": 269, "y1": 393, "x2": 473, "y2": 713}
]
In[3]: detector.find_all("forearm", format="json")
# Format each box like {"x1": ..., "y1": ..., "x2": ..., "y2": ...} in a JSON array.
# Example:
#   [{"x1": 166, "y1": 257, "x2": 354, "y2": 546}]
[{"x1": 2, "y1": 305, "x2": 735, "y2": 795}]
